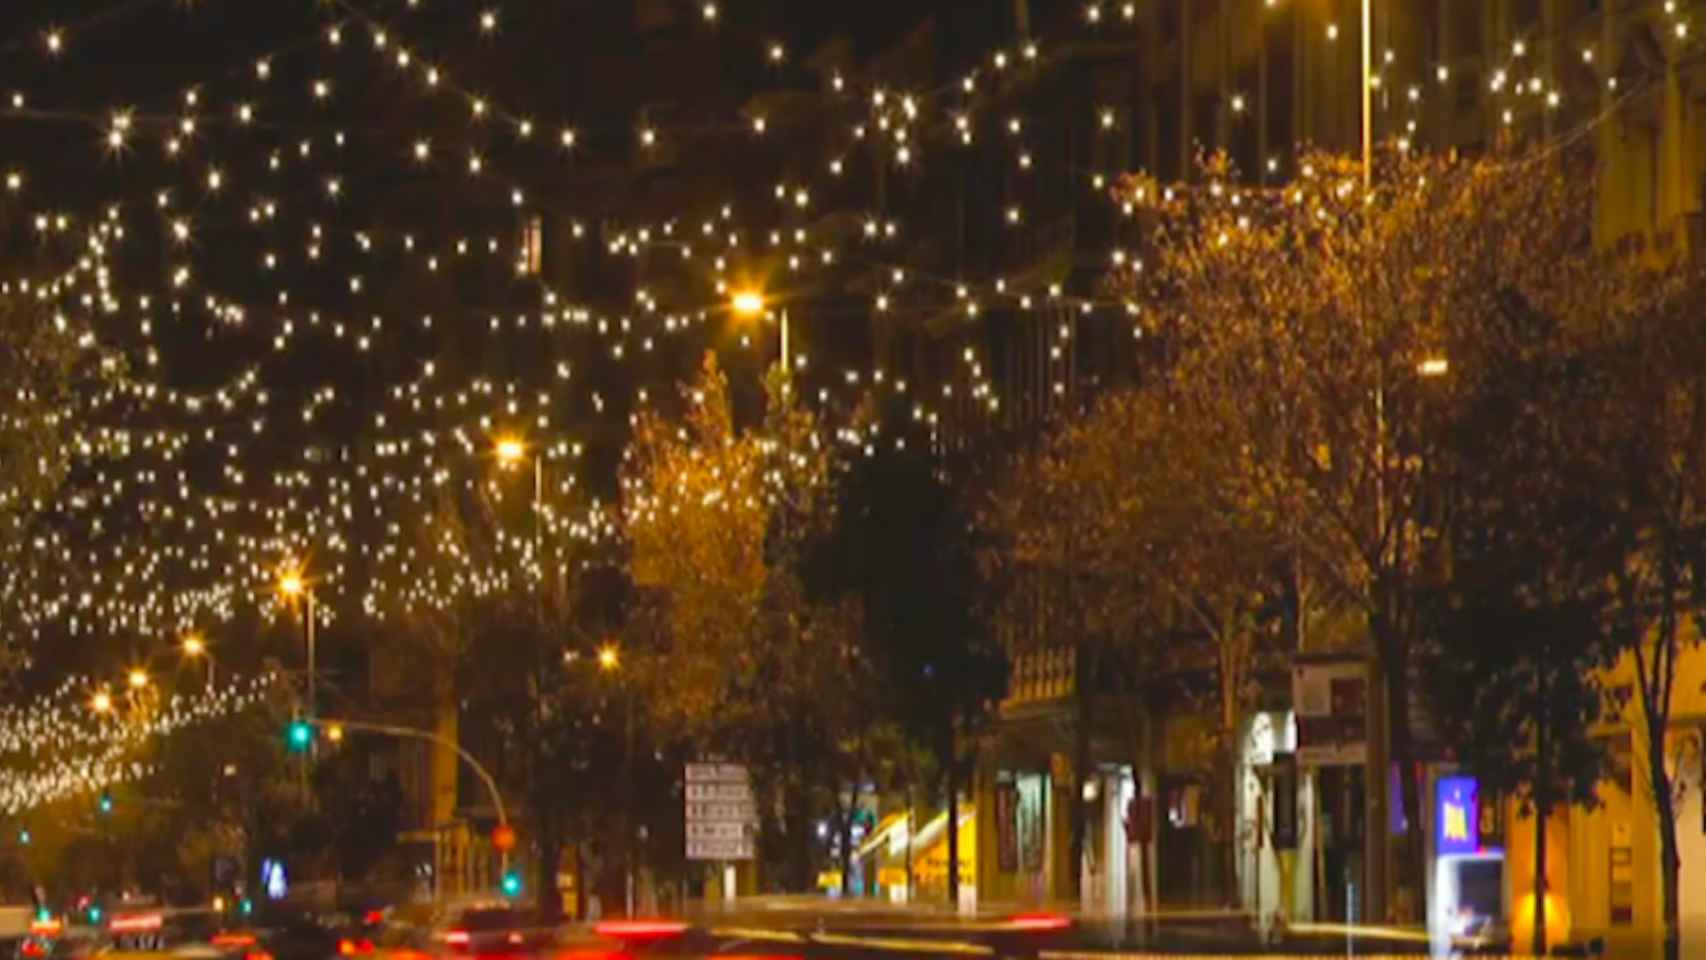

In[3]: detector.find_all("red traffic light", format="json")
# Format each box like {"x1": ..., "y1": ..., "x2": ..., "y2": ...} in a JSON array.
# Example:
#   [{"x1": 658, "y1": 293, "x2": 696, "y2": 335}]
[{"x1": 491, "y1": 824, "x2": 516, "y2": 853}]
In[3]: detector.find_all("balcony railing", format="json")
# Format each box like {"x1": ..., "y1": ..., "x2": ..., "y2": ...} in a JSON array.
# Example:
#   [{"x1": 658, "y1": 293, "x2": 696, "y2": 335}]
[{"x1": 1004, "y1": 644, "x2": 1075, "y2": 707}]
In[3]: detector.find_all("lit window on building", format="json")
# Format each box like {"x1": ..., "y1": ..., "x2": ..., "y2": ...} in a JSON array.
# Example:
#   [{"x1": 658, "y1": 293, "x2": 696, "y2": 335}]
[{"x1": 519, "y1": 214, "x2": 543, "y2": 275}]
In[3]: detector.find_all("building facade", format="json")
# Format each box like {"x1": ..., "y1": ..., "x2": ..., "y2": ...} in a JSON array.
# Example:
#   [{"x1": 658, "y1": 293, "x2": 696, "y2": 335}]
[{"x1": 968, "y1": 0, "x2": 1706, "y2": 949}]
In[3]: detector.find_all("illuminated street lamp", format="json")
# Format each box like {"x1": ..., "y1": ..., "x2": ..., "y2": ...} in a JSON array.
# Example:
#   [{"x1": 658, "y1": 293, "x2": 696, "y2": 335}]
[
  {"x1": 90, "y1": 690, "x2": 113, "y2": 714},
  {"x1": 495, "y1": 437, "x2": 546, "y2": 616},
  {"x1": 730, "y1": 290, "x2": 765, "y2": 317},
  {"x1": 597, "y1": 644, "x2": 620, "y2": 673},
  {"x1": 495, "y1": 437, "x2": 527, "y2": 466},
  {"x1": 1418, "y1": 356, "x2": 1449, "y2": 378},
  {"x1": 731, "y1": 289, "x2": 790, "y2": 377},
  {"x1": 277, "y1": 564, "x2": 317, "y2": 722},
  {"x1": 182, "y1": 633, "x2": 214, "y2": 691},
  {"x1": 127, "y1": 668, "x2": 149, "y2": 690}
]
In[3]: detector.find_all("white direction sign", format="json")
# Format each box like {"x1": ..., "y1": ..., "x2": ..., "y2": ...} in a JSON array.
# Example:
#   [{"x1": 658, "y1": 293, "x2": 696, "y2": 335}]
[{"x1": 685, "y1": 762, "x2": 758, "y2": 860}]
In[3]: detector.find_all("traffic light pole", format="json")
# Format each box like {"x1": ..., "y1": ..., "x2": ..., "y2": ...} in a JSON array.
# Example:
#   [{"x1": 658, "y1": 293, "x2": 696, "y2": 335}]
[
  {"x1": 306, "y1": 591, "x2": 317, "y2": 725},
  {"x1": 307, "y1": 718, "x2": 510, "y2": 878}
]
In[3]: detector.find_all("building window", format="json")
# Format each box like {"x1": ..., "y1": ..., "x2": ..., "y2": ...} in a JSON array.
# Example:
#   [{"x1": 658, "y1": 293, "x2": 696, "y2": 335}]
[{"x1": 519, "y1": 213, "x2": 543, "y2": 275}]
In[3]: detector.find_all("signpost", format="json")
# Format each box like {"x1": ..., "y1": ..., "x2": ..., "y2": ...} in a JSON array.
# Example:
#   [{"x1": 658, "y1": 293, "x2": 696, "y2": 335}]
[
  {"x1": 685, "y1": 763, "x2": 757, "y2": 861},
  {"x1": 1292, "y1": 656, "x2": 1368, "y2": 766}
]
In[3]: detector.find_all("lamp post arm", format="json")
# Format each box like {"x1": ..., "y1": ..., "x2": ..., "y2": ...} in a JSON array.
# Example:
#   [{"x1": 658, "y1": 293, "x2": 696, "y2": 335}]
[{"x1": 308, "y1": 717, "x2": 507, "y2": 828}]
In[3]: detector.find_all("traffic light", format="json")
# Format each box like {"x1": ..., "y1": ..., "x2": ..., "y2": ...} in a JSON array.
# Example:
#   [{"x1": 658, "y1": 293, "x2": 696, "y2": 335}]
[
  {"x1": 286, "y1": 720, "x2": 314, "y2": 752},
  {"x1": 18, "y1": 829, "x2": 29, "y2": 846},
  {"x1": 500, "y1": 870, "x2": 522, "y2": 898},
  {"x1": 97, "y1": 792, "x2": 113, "y2": 815},
  {"x1": 85, "y1": 905, "x2": 101, "y2": 924}
]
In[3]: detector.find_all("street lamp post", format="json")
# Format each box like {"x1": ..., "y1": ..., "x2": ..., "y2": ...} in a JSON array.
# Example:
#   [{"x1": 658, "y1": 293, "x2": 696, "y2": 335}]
[
  {"x1": 307, "y1": 718, "x2": 511, "y2": 882},
  {"x1": 731, "y1": 290, "x2": 789, "y2": 378},
  {"x1": 278, "y1": 571, "x2": 316, "y2": 721},
  {"x1": 590, "y1": 645, "x2": 635, "y2": 916},
  {"x1": 183, "y1": 634, "x2": 214, "y2": 692},
  {"x1": 279, "y1": 568, "x2": 317, "y2": 807},
  {"x1": 495, "y1": 437, "x2": 545, "y2": 591},
  {"x1": 496, "y1": 438, "x2": 549, "y2": 895},
  {"x1": 1362, "y1": 0, "x2": 1373, "y2": 189}
]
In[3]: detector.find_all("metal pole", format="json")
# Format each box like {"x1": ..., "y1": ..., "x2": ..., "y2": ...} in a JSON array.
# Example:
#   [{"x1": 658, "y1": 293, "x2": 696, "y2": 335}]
[
  {"x1": 780, "y1": 308, "x2": 790, "y2": 380},
  {"x1": 532, "y1": 453, "x2": 543, "y2": 889},
  {"x1": 306, "y1": 592, "x2": 317, "y2": 721},
  {"x1": 1360, "y1": 0, "x2": 1389, "y2": 923},
  {"x1": 312, "y1": 718, "x2": 510, "y2": 877},
  {"x1": 1361, "y1": 0, "x2": 1373, "y2": 189},
  {"x1": 533, "y1": 456, "x2": 544, "y2": 557},
  {"x1": 206, "y1": 655, "x2": 215, "y2": 693},
  {"x1": 624, "y1": 684, "x2": 634, "y2": 918}
]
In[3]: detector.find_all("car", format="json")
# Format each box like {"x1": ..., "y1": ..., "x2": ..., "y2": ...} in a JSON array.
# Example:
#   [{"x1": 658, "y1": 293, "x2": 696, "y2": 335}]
[
  {"x1": 363, "y1": 924, "x2": 431, "y2": 960},
  {"x1": 98, "y1": 910, "x2": 271, "y2": 960},
  {"x1": 430, "y1": 907, "x2": 543, "y2": 958},
  {"x1": 253, "y1": 917, "x2": 339, "y2": 960}
]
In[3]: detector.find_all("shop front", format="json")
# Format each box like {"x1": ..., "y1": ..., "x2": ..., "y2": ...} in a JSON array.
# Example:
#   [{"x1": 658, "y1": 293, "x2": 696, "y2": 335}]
[
  {"x1": 984, "y1": 769, "x2": 1055, "y2": 904},
  {"x1": 852, "y1": 807, "x2": 976, "y2": 904},
  {"x1": 1235, "y1": 710, "x2": 1318, "y2": 931},
  {"x1": 1078, "y1": 765, "x2": 1137, "y2": 917},
  {"x1": 1427, "y1": 774, "x2": 1508, "y2": 953}
]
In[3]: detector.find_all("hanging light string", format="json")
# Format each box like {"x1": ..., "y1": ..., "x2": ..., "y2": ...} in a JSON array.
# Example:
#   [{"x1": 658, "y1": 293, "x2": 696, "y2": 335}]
[{"x1": 0, "y1": 0, "x2": 1694, "y2": 653}]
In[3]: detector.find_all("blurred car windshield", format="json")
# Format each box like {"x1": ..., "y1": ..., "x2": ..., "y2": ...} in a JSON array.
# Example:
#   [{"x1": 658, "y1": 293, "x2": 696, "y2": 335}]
[{"x1": 449, "y1": 910, "x2": 525, "y2": 932}]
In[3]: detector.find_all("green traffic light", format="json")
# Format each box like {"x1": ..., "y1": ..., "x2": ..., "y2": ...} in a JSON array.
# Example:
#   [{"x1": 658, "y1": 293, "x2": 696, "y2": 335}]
[
  {"x1": 287, "y1": 720, "x2": 314, "y2": 751},
  {"x1": 86, "y1": 906, "x2": 102, "y2": 923},
  {"x1": 98, "y1": 792, "x2": 113, "y2": 814},
  {"x1": 500, "y1": 871, "x2": 522, "y2": 897},
  {"x1": 18, "y1": 829, "x2": 29, "y2": 846}
]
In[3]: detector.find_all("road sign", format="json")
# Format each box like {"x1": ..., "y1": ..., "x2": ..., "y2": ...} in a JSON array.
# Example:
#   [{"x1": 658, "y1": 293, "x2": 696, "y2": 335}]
[
  {"x1": 685, "y1": 762, "x2": 757, "y2": 861},
  {"x1": 1292, "y1": 656, "x2": 1367, "y2": 766}
]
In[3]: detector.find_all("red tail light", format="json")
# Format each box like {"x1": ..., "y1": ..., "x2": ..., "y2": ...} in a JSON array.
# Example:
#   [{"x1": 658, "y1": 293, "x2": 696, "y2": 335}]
[
  {"x1": 337, "y1": 939, "x2": 375, "y2": 956},
  {"x1": 443, "y1": 931, "x2": 471, "y2": 948},
  {"x1": 213, "y1": 934, "x2": 257, "y2": 948},
  {"x1": 244, "y1": 951, "x2": 274, "y2": 960},
  {"x1": 21, "y1": 941, "x2": 45, "y2": 958},
  {"x1": 110, "y1": 914, "x2": 165, "y2": 933},
  {"x1": 592, "y1": 920, "x2": 688, "y2": 941},
  {"x1": 1007, "y1": 912, "x2": 1071, "y2": 932},
  {"x1": 363, "y1": 910, "x2": 386, "y2": 926}
]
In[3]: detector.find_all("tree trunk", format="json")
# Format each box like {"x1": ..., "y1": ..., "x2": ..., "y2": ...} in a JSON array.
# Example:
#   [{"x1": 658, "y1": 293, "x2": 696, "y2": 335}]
[
  {"x1": 1653, "y1": 758, "x2": 1682, "y2": 960},
  {"x1": 1069, "y1": 641, "x2": 1092, "y2": 901},
  {"x1": 537, "y1": 832, "x2": 564, "y2": 921},
  {"x1": 784, "y1": 779, "x2": 812, "y2": 893},
  {"x1": 1380, "y1": 614, "x2": 1426, "y2": 924},
  {"x1": 840, "y1": 776, "x2": 861, "y2": 896},
  {"x1": 1533, "y1": 655, "x2": 1549, "y2": 958},
  {"x1": 1222, "y1": 737, "x2": 1241, "y2": 910},
  {"x1": 574, "y1": 834, "x2": 586, "y2": 920},
  {"x1": 946, "y1": 724, "x2": 961, "y2": 907},
  {"x1": 904, "y1": 786, "x2": 914, "y2": 901}
]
